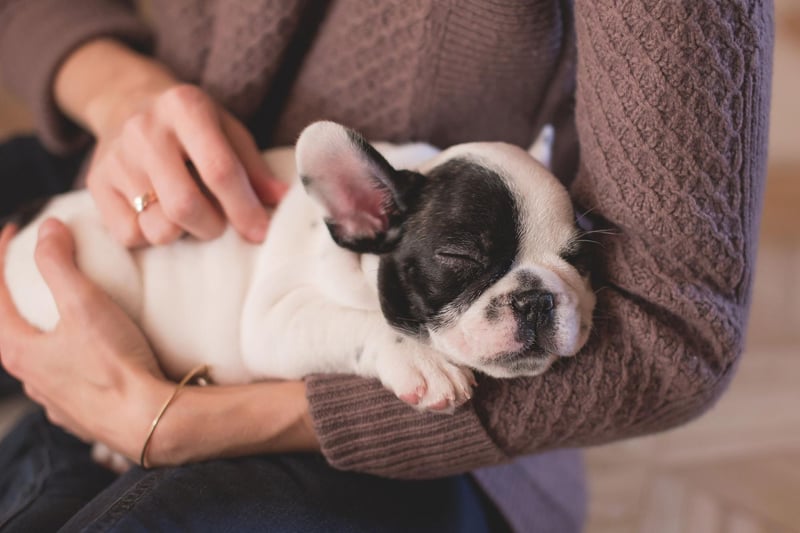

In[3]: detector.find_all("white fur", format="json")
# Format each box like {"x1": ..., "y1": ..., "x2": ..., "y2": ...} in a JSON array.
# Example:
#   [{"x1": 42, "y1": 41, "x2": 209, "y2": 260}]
[
  {"x1": 4, "y1": 123, "x2": 590, "y2": 411},
  {"x1": 4, "y1": 134, "x2": 472, "y2": 409}
]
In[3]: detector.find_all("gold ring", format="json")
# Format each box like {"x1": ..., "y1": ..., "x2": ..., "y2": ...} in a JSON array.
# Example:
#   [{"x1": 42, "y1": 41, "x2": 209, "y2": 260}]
[{"x1": 132, "y1": 191, "x2": 158, "y2": 214}]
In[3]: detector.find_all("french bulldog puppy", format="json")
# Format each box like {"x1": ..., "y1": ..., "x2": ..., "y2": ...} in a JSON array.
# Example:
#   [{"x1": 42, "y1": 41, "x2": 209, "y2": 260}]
[{"x1": 4, "y1": 121, "x2": 595, "y2": 414}]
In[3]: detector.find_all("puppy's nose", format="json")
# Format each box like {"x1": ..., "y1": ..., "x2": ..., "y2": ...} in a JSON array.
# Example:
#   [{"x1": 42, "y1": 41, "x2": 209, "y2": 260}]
[{"x1": 511, "y1": 290, "x2": 555, "y2": 326}]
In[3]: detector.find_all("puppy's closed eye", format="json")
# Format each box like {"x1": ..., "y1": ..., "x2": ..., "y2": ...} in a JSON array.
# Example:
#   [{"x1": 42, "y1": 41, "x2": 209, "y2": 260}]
[{"x1": 434, "y1": 246, "x2": 487, "y2": 269}]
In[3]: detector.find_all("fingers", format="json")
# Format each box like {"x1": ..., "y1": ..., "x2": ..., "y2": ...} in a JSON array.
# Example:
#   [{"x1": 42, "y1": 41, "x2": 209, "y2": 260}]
[
  {"x1": 108, "y1": 151, "x2": 183, "y2": 245},
  {"x1": 91, "y1": 178, "x2": 147, "y2": 247},
  {"x1": 88, "y1": 84, "x2": 283, "y2": 247},
  {"x1": 33, "y1": 219, "x2": 102, "y2": 319},
  {"x1": 221, "y1": 112, "x2": 288, "y2": 207},
  {"x1": 171, "y1": 92, "x2": 269, "y2": 243},
  {"x1": 138, "y1": 202, "x2": 185, "y2": 245},
  {"x1": 86, "y1": 147, "x2": 145, "y2": 247},
  {"x1": 135, "y1": 132, "x2": 225, "y2": 242}
]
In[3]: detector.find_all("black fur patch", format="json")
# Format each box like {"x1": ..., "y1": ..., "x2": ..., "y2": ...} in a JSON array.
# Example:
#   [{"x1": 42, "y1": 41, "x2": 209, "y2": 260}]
[
  {"x1": 515, "y1": 270, "x2": 542, "y2": 289},
  {"x1": 379, "y1": 157, "x2": 520, "y2": 333}
]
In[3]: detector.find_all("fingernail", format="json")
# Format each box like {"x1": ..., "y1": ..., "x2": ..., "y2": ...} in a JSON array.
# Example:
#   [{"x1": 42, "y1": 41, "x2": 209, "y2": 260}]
[
  {"x1": 247, "y1": 218, "x2": 268, "y2": 242},
  {"x1": 0, "y1": 224, "x2": 17, "y2": 241},
  {"x1": 38, "y1": 220, "x2": 59, "y2": 240}
]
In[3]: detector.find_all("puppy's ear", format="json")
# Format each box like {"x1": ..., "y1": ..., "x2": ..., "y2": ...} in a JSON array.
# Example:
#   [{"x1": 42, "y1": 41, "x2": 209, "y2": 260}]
[
  {"x1": 295, "y1": 121, "x2": 422, "y2": 254},
  {"x1": 528, "y1": 124, "x2": 554, "y2": 169}
]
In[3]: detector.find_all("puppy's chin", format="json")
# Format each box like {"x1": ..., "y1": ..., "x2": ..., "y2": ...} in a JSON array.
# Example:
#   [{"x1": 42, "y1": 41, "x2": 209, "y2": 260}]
[{"x1": 475, "y1": 352, "x2": 559, "y2": 378}]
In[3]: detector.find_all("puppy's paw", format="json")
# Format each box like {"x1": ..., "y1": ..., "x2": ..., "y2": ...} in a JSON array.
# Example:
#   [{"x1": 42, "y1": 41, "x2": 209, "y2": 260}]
[{"x1": 377, "y1": 348, "x2": 475, "y2": 413}]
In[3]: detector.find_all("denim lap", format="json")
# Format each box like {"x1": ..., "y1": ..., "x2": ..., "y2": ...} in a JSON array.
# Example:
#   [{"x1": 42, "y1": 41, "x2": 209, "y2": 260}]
[
  {"x1": 0, "y1": 410, "x2": 116, "y2": 532},
  {"x1": 62, "y1": 454, "x2": 496, "y2": 533}
]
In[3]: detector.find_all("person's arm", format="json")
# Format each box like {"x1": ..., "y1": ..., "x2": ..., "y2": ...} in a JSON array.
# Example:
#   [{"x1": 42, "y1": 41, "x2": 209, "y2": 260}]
[
  {"x1": 0, "y1": 0, "x2": 150, "y2": 153},
  {"x1": 299, "y1": 0, "x2": 774, "y2": 478},
  {"x1": 1, "y1": 2, "x2": 285, "y2": 246},
  {"x1": 52, "y1": 38, "x2": 176, "y2": 142},
  {"x1": 52, "y1": 38, "x2": 285, "y2": 247},
  {"x1": 0, "y1": 221, "x2": 319, "y2": 467},
  {"x1": 143, "y1": 380, "x2": 319, "y2": 466},
  {"x1": 20, "y1": 0, "x2": 771, "y2": 477},
  {"x1": 0, "y1": 0, "x2": 773, "y2": 479}
]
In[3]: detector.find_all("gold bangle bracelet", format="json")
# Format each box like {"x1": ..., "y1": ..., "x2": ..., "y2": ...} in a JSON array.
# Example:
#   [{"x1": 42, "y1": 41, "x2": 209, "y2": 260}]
[{"x1": 140, "y1": 364, "x2": 210, "y2": 469}]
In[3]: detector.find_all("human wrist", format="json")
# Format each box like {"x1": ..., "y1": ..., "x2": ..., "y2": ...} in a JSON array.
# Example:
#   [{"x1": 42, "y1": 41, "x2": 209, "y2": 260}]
[
  {"x1": 83, "y1": 67, "x2": 178, "y2": 139},
  {"x1": 125, "y1": 370, "x2": 174, "y2": 459},
  {"x1": 54, "y1": 38, "x2": 179, "y2": 138},
  {"x1": 143, "y1": 380, "x2": 320, "y2": 468},
  {"x1": 89, "y1": 366, "x2": 172, "y2": 462},
  {"x1": 137, "y1": 365, "x2": 209, "y2": 468}
]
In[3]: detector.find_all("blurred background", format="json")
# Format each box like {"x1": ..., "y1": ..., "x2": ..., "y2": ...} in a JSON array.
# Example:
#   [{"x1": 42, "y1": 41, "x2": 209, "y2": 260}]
[{"x1": 0, "y1": 2, "x2": 797, "y2": 532}]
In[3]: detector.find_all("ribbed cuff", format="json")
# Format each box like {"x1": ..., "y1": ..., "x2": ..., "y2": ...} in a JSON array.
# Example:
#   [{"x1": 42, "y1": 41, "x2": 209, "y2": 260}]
[
  {"x1": 305, "y1": 374, "x2": 508, "y2": 479},
  {"x1": 0, "y1": 0, "x2": 151, "y2": 154}
]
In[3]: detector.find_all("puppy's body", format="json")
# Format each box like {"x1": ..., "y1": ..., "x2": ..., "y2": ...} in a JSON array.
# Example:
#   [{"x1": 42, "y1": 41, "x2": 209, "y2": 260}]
[{"x1": 4, "y1": 123, "x2": 595, "y2": 410}]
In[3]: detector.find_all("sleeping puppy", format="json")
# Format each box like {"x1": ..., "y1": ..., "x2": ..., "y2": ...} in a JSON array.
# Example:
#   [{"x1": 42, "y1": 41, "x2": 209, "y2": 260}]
[{"x1": 4, "y1": 121, "x2": 595, "y2": 414}]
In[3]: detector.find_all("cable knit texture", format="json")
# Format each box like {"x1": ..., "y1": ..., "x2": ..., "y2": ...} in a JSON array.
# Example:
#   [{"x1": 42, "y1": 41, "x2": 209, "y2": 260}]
[
  {"x1": 0, "y1": 0, "x2": 151, "y2": 152},
  {"x1": 0, "y1": 1, "x2": 773, "y2": 531}
]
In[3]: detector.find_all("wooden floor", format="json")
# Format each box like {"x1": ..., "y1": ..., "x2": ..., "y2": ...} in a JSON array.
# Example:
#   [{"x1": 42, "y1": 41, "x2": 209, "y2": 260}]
[{"x1": 0, "y1": 3, "x2": 798, "y2": 531}]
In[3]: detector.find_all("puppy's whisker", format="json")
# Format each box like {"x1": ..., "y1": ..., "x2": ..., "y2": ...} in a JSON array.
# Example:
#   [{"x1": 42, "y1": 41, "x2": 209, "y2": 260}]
[{"x1": 583, "y1": 228, "x2": 619, "y2": 236}]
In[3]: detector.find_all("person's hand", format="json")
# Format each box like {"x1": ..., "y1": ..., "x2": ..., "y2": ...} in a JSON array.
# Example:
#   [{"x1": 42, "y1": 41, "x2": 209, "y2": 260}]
[
  {"x1": 55, "y1": 39, "x2": 288, "y2": 247},
  {"x1": 0, "y1": 221, "x2": 169, "y2": 458},
  {"x1": 87, "y1": 83, "x2": 287, "y2": 247},
  {"x1": 0, "y1": 220, "x2": 318, "y2": 466}
]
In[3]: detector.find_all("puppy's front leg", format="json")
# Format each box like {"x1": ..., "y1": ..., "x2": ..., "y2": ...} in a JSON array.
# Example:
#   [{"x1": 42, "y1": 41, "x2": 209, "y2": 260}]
[
  {"x1": 241, "y1": 287, "x2": 474, "y2": 411},
  {"x1": 368, "y1": 331, "x2": 475, "y2": 412}
]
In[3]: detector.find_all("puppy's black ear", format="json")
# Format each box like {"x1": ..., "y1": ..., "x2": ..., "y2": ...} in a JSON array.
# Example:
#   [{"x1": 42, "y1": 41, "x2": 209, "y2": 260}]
[{"x1": 295, "y1": 121, "x2": 421, "y2": 254}]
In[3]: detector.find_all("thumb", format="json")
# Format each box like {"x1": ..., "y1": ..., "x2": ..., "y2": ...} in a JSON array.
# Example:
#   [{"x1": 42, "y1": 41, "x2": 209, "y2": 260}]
[{"x1": 34, "y1": 219, "x2": 99, "y2": 316}]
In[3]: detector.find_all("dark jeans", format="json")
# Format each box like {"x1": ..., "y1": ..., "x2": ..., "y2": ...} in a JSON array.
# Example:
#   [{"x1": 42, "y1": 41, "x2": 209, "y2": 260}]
[{"x1": 0, "y1": 410, "x2": 503, "y2": 532}]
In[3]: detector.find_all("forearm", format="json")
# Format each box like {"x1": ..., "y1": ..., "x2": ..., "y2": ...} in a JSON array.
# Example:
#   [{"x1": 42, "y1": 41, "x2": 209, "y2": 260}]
[
  {"x1": 0, "y1": 0, "x2": 150, "y2": 153},
  {"x1": 142, "y1": 378, "x2": 319, "y2": 468},
  {"x1": 54, "y1": 38, "x2": 178, "y2": 138},
  {"x1": 305, "y1": 0, "x2": 774, "y2": 479},
  {"x1": 479, "y1": 0, "x2": 774, "y2": 451}
]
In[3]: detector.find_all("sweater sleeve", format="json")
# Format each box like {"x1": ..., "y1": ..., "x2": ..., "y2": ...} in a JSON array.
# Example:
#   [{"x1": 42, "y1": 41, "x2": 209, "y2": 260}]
[
  {"x1": 0, "y1": 0, "x2": 151, "y2": 154},
  {"x1": 304, "y1": 0, "x2": 773, "y2": 479}
]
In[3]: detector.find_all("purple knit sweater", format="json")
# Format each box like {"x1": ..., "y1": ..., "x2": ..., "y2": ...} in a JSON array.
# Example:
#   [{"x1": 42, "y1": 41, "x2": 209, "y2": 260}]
[{"x1": 0, "y1": 1, "x2": 773, "y2": 531}]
